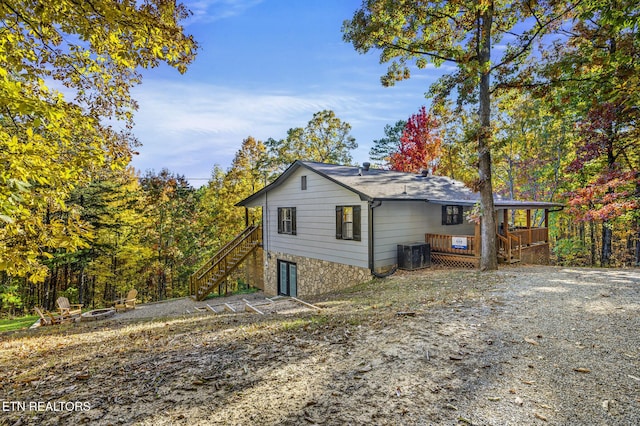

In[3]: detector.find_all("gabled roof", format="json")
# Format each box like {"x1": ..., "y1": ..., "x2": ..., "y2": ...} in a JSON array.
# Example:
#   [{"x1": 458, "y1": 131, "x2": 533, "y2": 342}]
[{"x1": 237, "y1": 161, "x2": 563, "y2": 209}]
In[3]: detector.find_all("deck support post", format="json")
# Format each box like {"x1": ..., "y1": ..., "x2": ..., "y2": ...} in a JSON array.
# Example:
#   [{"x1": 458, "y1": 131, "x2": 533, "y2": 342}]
[
  {"x1": 527, "y1": 209, "x2": 532, "y2": 246},
  {"x1": 474, "y1": 221, "x2": 481, "y2": 258}
]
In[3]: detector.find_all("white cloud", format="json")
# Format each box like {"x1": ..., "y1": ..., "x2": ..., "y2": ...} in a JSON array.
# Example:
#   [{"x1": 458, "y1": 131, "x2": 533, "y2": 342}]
[
  {"x1": 129, "y1": 80, "x2": 371, "y2": 181},
  {"x1": 186, "y1": 0, "x2": 264, "y2": 24},
  {"x1": 129, "y1": 70, "x2": 438, "y2": 186}
]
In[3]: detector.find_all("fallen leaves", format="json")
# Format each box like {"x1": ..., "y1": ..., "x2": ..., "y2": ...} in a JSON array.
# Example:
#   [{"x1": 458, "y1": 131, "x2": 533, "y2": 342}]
[
  {"x1": 1, "y1": 268, "x2": 637, "y2": 426},
  {"x1": 534, "y1": 412, "x2": 548, "y2": 421},
  {"x1": 16, "y1": 376, "x2": 40, "y2": 384}
]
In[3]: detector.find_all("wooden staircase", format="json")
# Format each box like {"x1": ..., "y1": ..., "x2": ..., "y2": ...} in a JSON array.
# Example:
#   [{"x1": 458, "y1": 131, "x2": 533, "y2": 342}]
[
  {"x1": 190, "y1": 225, "x2": 262, "y2": 301},
  {"x1": 497, "y1": 233, "x2": 522, "y2": 264}
]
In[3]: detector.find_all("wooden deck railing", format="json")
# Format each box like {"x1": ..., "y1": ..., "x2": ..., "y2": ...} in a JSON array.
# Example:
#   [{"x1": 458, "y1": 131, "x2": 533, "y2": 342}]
[
  {"x1": 509, "y1": 227, "x2": 548, "y2": 246},
  {"x1": 425, "y1": 233, "x2": 477, "y2": 256},
  {"x1": 497, "y1": 233, "x2": 522, "y2": 263},
  {"x1": 427, "y1": 227, "x2": 547, "y2": 266},
  {"x1": 190, "y1": 225, "x2": 262, "y2": 301}
]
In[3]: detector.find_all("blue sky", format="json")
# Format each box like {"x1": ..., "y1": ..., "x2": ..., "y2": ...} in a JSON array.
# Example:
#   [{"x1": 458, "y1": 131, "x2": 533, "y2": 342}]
[{"x1": 130, "y1": 0, "x2": 448, "y2": 185}]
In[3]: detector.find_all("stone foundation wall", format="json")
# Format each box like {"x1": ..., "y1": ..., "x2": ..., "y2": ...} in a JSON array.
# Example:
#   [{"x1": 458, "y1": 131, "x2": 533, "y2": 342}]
[{"x1": 264, "y1": 251, "x2": 371, "y2": 297}]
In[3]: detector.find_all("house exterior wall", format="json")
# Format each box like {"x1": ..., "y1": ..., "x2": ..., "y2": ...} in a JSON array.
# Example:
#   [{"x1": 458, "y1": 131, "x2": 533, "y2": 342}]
[
  {"x1": 372, "y1": 201, "x2": 476, "y2": 270},
  {"x1": 262, "y1": 166, "x2": 369, "y2": 269},
  {"x1": 245, "y1": 167, "x2": 371, "y2": 296}
]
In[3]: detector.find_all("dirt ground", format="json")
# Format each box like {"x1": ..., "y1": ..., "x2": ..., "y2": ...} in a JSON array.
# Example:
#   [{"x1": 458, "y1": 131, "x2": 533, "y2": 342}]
[{"x1": 1, "y1": 266, "x2": 638, "y2": 425}]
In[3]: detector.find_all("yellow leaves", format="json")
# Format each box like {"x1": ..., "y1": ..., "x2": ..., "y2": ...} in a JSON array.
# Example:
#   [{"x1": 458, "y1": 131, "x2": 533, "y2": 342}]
[
  {"x1": 0, "y1": 215, "x2": 14, "y2": 224},
  {"x1": 0, "y1": 0, "x2": 198, "y2": 282}
]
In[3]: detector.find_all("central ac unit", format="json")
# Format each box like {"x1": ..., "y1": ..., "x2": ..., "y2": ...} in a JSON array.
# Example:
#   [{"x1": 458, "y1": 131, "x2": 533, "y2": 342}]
[{"x1": 397, "y1": 243, "x2": 431, "y2": 270}]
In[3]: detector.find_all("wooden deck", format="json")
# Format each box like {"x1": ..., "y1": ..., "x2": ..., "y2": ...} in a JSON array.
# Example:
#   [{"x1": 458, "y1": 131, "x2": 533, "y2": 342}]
[{"x1": 426, "y1": 227, "x2": 550, "y2": 268}]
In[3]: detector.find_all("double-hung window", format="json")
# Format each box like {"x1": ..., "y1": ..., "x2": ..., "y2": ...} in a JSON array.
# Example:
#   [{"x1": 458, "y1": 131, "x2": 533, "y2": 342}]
[
  {"x1": 335, "y1": 205, "x2": 361, "y2": 241},
  {"x1": 277, "y1": 207, "x2": 296, "y2": 235},
  {"x1": 442, "y1": 205, "x2": 464, "y2": 225}
]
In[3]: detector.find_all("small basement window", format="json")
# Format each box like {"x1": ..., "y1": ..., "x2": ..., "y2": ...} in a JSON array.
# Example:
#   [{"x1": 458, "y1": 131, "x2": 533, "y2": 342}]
[{"x1": 442, "y1": 205, "x2": 464, "y2": 225}]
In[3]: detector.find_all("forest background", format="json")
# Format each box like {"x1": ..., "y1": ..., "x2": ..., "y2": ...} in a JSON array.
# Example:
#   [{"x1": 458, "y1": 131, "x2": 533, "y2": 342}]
[{"x1": 1, "y1": 0, "x2": 638, "y2": 317}]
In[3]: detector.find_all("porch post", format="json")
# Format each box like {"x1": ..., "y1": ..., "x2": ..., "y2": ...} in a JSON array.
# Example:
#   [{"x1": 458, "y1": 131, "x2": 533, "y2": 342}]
[
  {"x1": 474, "y1": 220, "x2": 481, "y2": 257},
  {"x1": 527, "y1": 209, "x2": 532, "y2": 246},
  {"x1": 503, "y1": 209, "x2": 509, "y2": 237},
  {"x1": 544, "y1": 209, "x2": 549, "y2": 242}
]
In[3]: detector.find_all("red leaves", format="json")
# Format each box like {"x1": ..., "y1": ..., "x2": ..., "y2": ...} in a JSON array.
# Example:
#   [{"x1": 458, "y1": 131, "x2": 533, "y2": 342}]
[
  {"x1": 565, "y1": 170, "x2": 639, "y2": 221},
  {"x1": 566, "y1": 103, "x2": 620, "y2": 173},
  {"x1": 389, "y1": 106, "x2": 442, "y2": 173},
  {"x1": 565, "y1": 102, "x2": 639, "y2": 222}
]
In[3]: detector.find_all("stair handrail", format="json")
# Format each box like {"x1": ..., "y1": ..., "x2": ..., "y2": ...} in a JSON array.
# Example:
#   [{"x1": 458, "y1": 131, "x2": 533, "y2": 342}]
[
  {"x1": 191, "y1": 225, "x2": 262, "y2": 299},
  {"x1": 193, "y1": 225, "x2": 257, "y2": 280},
  {"x1": 497, "y1": 233, "x2": 511, "y2": 260},
  {"x1": 196, "y1": 225, "x2": 261, "y2": 281},
  {"x1": 497, "y1": 233, "x2": 522, "y2": 262},
  {"x1": 194, "y1": 226, "x2": 261, "y2": 299},
  {"x1": 511, "y1": 234, "x2": 522, "y2": 261}
]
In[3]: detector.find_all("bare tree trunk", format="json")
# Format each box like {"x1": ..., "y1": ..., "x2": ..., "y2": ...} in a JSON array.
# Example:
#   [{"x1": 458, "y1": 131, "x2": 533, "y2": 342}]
[
  {"x1": 478, "y1": 4, "x2": 497, "y2": 271},
  {"x1": 635, "y1": 227, "x2": 640, "y2": 266},
  {"x1": 589, "y1": 221, "x2": 596, "y2": 266},
  {"x1": 601, "y1": 222, "x2": 612, "y2": 265}
]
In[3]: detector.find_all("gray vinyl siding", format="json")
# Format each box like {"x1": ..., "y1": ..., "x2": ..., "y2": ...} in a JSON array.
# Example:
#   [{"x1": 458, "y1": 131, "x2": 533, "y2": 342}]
[
  {"x1": 372, "y1": 201, "x2": 428, "y2": 269},
  {"x1": 262, "y1": 167, "x2": 369, "y2": 268},
  {"x1": 423, "y1": 203, "x2": 476, "y2": 235},
  {"x1": 372, "y1": 201, "x2": 476, "y2": 269}
]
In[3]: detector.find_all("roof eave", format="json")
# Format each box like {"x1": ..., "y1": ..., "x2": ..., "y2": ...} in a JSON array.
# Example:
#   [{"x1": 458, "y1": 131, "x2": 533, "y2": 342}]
[{"x1": 236, "y1": 160, "x2": 373, "y2": 206}]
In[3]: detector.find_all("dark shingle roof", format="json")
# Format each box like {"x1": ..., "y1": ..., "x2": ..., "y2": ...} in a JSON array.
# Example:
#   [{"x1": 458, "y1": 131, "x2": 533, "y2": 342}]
[
  {"x1": 303, "y1": 161, "x2": 477, "y2": 201},
  {"x1": 237, "y1": 161, "x2": 563, "y2": 209}
]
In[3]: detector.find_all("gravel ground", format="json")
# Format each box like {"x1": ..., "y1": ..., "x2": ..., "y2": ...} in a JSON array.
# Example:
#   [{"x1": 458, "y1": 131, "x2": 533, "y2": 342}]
[
  {"x1": 113, "y1": 292, "x2": 313, "y2": 321},
  {"x1": 446, "y1": 266, "x2": 640, "y2": 425},
  {"x1": 97, "y1": 266, "x2": 640, "y2": 425},
  {"x1": 2, "y1": 266, "x2": 638, "y2": 426}
]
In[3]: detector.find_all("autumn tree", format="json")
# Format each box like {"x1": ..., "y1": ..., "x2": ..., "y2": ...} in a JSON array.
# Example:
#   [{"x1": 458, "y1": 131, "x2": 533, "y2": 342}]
[
  {"x1": 389, "y1": 106, "x2": 442, "y2": 174},
  {"x1": 139, "y1": 170, "x2": 198, "y2": 300},
  {"x1": 79, "y1": 167, "x2": 153, "y2": 307},
  {"x1": 491, "y1": 92, "x2": 573, "y2": 204},
  {"x1": 343, "y1": 0, "x2": 578, "y2": 270},
  {"x1": 564, "y1": 104, "x2": 639, "y2": 265},
  {"x1": 525, "y1": 0, "x2": 640, "y2": 265},
  {"x1": 198, "y1": 137, "x2": 266, "y2": 256},
  {"x1": 0, "y1": 0, "x2": 197, "y2": 281},
  {"x1": 265, "y1": 110, "x2": 357, "y2": 175},
  {"x1": 369, "y1": 120, "x2": 406, "y2": 167}
]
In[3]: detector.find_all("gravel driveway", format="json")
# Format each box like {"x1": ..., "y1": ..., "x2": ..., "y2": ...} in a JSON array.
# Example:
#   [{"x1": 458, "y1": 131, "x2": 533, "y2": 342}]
[
  {"x1": 452, "y1": 267, "x2": 640, "y2": 425},
  {"x1": 3, "y1": 266, "x2": 638, "y2": 426},
  {"x1": 105, "y1": 267, "x2": 640, "y2": 425}
]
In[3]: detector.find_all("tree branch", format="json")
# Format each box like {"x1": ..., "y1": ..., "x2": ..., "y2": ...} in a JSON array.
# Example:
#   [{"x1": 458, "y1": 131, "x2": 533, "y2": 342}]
[
  {"x1": 490, "y1": 1, "x2": 585, "y2": 72},
  {"x1": 380, "y1": 41, "x2": 463, "y2": 64}
]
